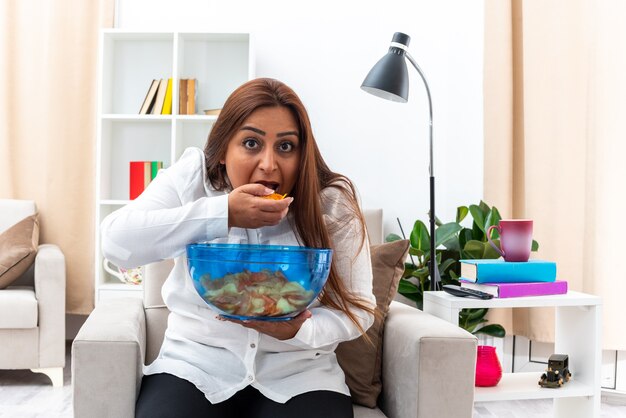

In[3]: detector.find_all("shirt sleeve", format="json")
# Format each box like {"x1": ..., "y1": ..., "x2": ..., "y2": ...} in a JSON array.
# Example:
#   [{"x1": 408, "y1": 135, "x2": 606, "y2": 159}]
[
  {"x1": 101, "y1": 148, "x2": 229, "y2": 268},
  {"x1": 282, "y1": 185, "x2": 376, "y2": 350}
]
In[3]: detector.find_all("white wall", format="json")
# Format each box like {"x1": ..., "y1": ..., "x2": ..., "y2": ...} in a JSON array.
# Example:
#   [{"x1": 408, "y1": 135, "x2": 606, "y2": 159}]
[{"x1": 116, "y1": 0, "x2": 484, "y2": 238}]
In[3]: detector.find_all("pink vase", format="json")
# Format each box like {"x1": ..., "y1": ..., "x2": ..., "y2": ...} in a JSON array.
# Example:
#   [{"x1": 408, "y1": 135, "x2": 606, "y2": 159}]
[{"x1": 475, "y1": 345, "x2": 502, "y2": 387}]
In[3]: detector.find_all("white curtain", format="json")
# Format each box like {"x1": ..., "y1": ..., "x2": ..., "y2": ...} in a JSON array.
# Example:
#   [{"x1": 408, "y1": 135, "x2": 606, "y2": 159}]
[
  {"x1": 484, "y1": 0, "x2": 626, "y2": 349},
  {"x1": 0, "y1": 0, "x2": 115, "y2": 314}
]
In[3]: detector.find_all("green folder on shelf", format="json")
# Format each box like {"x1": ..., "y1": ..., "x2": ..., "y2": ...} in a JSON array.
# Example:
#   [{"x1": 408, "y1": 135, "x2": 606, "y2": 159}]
[{"x1": 151, "y1": 161, "x2": 162, "y2": 180}]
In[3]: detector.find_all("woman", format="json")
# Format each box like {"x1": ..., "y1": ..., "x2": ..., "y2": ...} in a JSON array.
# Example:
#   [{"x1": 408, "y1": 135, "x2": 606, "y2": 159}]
[{"x1": 101, "y1": 78, "x2": 376, "y2": 418}]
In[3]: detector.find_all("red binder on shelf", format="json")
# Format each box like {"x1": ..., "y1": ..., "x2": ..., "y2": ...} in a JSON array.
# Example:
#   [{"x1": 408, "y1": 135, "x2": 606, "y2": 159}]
[
  {"x1": 130, "y1": 161, "x2": 163, "y2": 200},
  {"x1": 129, "y1": 161, "x2": 145, "y2": 200}
]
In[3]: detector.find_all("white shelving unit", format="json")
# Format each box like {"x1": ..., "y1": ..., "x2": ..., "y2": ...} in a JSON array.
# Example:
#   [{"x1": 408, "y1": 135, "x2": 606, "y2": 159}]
[
  {"x1": 94, "y1": 30, "x2": 254, "y2": 303},
  {"x1": 423, "y1": 291, "x2": 602, "y2": 417}
]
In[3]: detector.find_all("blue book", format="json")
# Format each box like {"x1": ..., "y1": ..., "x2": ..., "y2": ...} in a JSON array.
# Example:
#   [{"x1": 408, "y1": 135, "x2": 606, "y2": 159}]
[{"x1": 459, "y1": 259, "x2": 557, "y2": 284}]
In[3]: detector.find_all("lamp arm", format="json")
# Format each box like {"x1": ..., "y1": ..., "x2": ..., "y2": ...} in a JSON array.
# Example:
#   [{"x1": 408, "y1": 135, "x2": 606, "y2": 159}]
[
  {"x1": 405, "y1": 52, "x2": 440, "y2": 290},
  {"x1": 405, "y1": 52, "x2": 433, "y2": 177}
]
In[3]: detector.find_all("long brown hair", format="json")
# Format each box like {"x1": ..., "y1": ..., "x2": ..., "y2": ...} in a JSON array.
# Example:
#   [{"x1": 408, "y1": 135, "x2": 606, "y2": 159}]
[{"x1": 204, "y1": 78, "x2": 376, "y2": 335}]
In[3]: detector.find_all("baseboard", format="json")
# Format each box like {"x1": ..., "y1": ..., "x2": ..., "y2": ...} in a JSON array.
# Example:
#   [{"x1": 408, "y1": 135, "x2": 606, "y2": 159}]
[{"x1": 602, "y1": 389, "x2": 626, "y2": 405}]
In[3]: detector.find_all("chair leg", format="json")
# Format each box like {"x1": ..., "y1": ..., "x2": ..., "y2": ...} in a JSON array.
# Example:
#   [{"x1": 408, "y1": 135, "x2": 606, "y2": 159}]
[{"x1": 30, "y1": 367, "x2": 63, "y2": 387}]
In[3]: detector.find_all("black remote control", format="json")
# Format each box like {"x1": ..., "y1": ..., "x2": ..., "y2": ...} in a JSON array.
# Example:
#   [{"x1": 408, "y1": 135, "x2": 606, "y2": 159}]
[{"x1": 442, "y1": 284, "x2": 494, "y2": 299}]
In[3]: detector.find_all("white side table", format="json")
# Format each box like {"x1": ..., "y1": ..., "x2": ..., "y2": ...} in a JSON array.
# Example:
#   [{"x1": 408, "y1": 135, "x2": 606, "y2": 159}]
[{"x1": 423, "y1": 291, "x2": 602, "y2": 418}]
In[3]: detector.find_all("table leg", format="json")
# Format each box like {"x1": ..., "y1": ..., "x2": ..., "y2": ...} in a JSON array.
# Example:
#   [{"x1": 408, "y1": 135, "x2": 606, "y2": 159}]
[{"x1": 553, "y1": 304, "x2": 602, "y2": 418}]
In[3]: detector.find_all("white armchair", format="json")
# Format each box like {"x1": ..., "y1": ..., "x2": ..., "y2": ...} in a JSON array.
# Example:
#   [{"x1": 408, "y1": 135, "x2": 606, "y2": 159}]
[
  {"x1": 72, "y1": 209, "x2": 477, "y2": 417},
  {"x1": 0, "y1": 199, "x2": 66, "y2": 386}
]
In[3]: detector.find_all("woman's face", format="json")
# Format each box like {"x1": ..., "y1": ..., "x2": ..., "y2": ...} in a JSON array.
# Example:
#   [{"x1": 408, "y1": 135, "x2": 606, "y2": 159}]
[{"x1": 223, "y1": 106, "x2": 301, "y2": 195}]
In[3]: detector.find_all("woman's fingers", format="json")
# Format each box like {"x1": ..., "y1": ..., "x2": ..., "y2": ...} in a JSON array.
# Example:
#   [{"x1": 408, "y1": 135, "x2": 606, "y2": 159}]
[
  {"x1": 228, "y1": 184, "x2": 294, "y2": 229},
  {"x1": 219, "y1": 309, "x2": 312, "y2": 340},
  {"x1": 257, "y1": 197, "x2": 293, "y2": 213},
  {"x1": 237, "y1": 183, "x2": 274, "y2": 197}
]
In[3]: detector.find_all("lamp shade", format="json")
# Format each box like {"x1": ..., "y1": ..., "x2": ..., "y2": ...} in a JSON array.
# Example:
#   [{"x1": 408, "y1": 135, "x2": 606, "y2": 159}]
[{"x1": 361, "y1": 32, "x2": 411, "y2": 103}]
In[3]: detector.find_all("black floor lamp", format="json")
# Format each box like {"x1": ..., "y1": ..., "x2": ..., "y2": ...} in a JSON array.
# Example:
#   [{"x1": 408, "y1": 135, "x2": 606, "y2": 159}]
[{"x1": 361, "y1": 32, "x2": 441, "y2": 291}]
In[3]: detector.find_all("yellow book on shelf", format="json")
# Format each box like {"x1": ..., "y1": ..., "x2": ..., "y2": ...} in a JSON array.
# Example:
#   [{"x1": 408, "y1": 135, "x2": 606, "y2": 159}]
[{"x1": 161, "y1": 78, "x2": 173, "y2": 115}]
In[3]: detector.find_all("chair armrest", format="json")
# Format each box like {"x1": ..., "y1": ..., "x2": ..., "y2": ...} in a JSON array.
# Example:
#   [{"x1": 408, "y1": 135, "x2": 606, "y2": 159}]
[
  {"x1": 380, "y1": 301, "x2": 477, "y2": 418},
  {"x1": 34, "y1": 244, "x2": 66, "y2": 367},
  {"x1": 72, "y1": 298, "x2": 146, "y2": 418}
]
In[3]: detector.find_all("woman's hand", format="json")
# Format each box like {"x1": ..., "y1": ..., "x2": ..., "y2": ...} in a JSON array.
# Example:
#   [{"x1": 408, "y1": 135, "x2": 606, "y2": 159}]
[
  {"x1": 228, "y1": 184, "x2": 294, "y2": 229},
  {"x1": 219, "y1": 309, "x2": 312, "y2": 340}
]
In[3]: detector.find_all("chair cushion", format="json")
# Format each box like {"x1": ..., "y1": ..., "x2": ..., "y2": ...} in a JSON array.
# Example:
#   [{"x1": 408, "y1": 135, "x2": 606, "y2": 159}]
[
  {"x1": 336, "y1": 239, "x2": 409, "y2": 408},
  {"x1": 0, "y1": 286, "x2": 38, "y2": 328},
  {"x1": 0, "y1": 215, "x2": 39, "y2": 289},
  {"x1": 353, "y1": 404, "x2": 388, "y2": 418}
]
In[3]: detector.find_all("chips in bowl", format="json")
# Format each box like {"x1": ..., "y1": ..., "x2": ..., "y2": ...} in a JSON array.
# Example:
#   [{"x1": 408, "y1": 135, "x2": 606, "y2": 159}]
[{"x1": 187, "y1": 243, "x2": 332, "y2": 321}]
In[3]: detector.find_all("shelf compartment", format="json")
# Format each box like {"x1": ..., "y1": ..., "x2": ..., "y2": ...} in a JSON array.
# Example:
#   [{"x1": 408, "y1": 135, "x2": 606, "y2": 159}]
[
  {"x1": 475, "y1": 372, "x2": 594, "y2": 402},
  {"x1": 423, "y1": 291, "x2": 602, "y2": 417},
  {"x1": 177, "y1": 33, "x2": 250, "y2": 114},
  {"x1": 101, "y1": 32, "x2": 174, "y2": 115},
  {"x1": 100, "y1": 119, "x2": 171, "y2": 201},
  {"x1": 174, "y1": 119, "x2": 216, "y2": 160}
]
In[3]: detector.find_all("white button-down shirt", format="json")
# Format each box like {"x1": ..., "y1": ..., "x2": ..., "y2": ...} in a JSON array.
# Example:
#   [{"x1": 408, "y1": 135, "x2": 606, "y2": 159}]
[{"x1": 101, "y1": 147, "x2": 375, "y2": 404}]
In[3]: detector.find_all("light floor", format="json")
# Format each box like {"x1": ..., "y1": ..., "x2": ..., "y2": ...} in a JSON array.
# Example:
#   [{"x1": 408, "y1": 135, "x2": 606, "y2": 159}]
[
  {"x1": 474, "y1": 399, "x2": 626, "y2": 417},
  {"x1": 0, "y1": 343, "x2": 72, "y2": 418},
  {"x1": 0, "y1": 342, "x2": 625, "y2": 417}
]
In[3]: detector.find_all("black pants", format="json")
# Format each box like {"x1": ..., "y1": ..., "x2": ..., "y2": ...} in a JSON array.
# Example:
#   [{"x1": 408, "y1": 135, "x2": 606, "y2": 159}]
[{"x1": 135, "y1": 373, "x2": 354, "y2": 418}]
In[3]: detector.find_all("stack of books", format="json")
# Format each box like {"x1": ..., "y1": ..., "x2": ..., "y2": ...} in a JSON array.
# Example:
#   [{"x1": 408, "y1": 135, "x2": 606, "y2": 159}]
[
  {"x1": 459, "y1": 259, "x2": 567, "y2": 298},
  {"x1": 130, "y1": 161, "x2": 163, "y2": 200},
  {"x1": 138, "y1": 78, "x2": 197, "y2": 115},
  {"x1": 139, "y1": 78, "x2": 173, "y2": 115}
]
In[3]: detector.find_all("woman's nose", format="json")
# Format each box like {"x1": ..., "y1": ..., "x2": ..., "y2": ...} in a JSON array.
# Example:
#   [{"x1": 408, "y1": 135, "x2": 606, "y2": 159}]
[{"x1": 258, "y1": 149, "x2": 277, "y2": 172}]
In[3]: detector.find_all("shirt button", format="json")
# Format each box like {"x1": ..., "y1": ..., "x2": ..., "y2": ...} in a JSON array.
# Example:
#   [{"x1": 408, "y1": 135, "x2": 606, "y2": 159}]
[
  {"x1": 248, "y1": 375, "x2": 254, "y2": 381},
  {"x1": 250, "y1": 343, "x2": 256, "y2": 349}
]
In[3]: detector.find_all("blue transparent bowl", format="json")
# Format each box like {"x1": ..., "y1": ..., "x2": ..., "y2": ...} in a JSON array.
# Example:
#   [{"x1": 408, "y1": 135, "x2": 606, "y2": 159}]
[{"x1": 186, "y1": 243, "x2": 333, "y2": 321}]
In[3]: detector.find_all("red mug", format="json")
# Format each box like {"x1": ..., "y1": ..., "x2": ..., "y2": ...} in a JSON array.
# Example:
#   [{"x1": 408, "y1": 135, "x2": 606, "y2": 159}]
[{"x1": 487, "y1": 219, "x2": 533, "y2": 262}]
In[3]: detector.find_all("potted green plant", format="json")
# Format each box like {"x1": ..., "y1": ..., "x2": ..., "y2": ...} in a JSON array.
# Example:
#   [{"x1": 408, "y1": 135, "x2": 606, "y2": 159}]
[{"x1": 386, "y1": 200, "x2": 539, "y2": 337}]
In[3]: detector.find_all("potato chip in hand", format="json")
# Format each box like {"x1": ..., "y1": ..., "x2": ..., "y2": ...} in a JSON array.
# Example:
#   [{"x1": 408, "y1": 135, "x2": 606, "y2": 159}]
[{"x1": 263, "y1": 193, "x2": 287, "y2": 200}]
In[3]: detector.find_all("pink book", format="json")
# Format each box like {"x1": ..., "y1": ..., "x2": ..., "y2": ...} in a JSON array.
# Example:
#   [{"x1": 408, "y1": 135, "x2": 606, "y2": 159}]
[{"x1": 460, "y1": 280, "x2": 568, "y2": 298}]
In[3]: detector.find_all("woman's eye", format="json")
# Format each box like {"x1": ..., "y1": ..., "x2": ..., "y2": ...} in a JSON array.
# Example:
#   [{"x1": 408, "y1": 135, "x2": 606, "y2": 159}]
[
  {"x1": 278, "y1": 142, "x2": 294, "y2": 152},
  {"x1": 243, "y1": 138, "x2": 259, "y2": 149}
]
